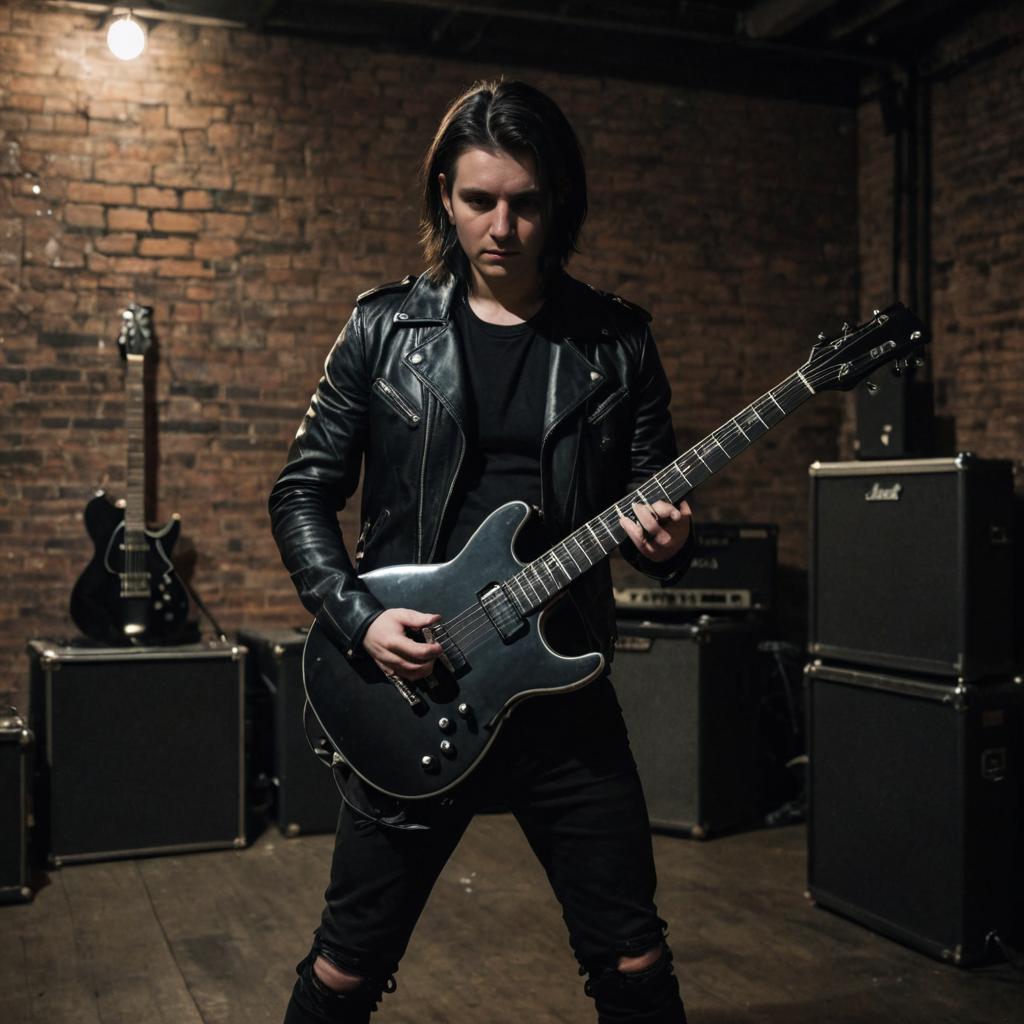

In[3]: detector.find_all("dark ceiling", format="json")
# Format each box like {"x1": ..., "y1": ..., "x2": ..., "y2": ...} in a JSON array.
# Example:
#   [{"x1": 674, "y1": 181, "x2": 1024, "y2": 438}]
[{"x1": 66, "y1": 1, "x2": 1004, "y2": 103}]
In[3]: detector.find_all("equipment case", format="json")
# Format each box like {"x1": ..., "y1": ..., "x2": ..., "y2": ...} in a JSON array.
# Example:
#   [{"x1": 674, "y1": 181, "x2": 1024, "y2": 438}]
[
  {"x1": 0, "y1": 710, "x2": 33, "y2": 902},
  {"x1": 28, "y1": 639, "x2": 247, "y2": 865},
  {"x1": 613, "y1": 617, "x2": 762, "y2": 837},
  {"x1": 807, "y1": 661, "x2": 1023, "y2": 964}
]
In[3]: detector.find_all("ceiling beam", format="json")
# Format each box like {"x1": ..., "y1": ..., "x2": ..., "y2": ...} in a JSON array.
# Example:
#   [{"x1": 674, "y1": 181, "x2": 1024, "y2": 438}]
[{"x1": 743, "y1": 0, "x2": 837, "y2": 39}]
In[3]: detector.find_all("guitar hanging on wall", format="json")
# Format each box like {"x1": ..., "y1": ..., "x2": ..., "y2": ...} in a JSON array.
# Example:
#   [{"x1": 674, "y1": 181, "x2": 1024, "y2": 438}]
[
  {"x1": 302, "y1": 303, "x2": 930, "y2": 801},
  {"x1": 70, "y1": 304, "x2": 190, "y2": 644}
]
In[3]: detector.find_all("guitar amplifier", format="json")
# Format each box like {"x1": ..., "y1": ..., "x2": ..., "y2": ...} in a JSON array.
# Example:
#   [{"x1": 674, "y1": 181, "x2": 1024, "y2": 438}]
[
  {"x1": 0, "y1": 710, "x2": 32, "y2": 903},
  {"x1": 612, "y1": 617, "x2": 762, "y2": 837},
  {"x1": 239, "y1": 628, "x2": 342, "y2": 836},
  {"x1": 28, "y1": 639, "x2": 247, "y2": 865},
  {"x1": 614, "y1": 523, "x2": 778, "y2": 616},
  {"x1": 809, "y1": 456, "x2": 1015, "y2": 680},
  {"x1": 807, "y1": 662, "x2": 1023, "y2": 964}
]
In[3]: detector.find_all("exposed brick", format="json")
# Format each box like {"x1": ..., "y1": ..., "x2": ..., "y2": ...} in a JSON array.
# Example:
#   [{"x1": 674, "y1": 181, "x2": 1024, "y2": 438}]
[
  {"x1": 205, "y1": 212, "x2": 247, "y2": 236},
  {"x1": 94, "y1": 233, "x2": 137, "y2": 255},
  {"x1": 66, "y1": 182, "x2": 134, "y2": 205},
  {"x1": 94, "y1": 159, "x2": 152, "y2": 184},
  {"x1": 107, "y1": 207, "x2": 150, "y2": 231},
  {"x1": 151, "y1": 210, "x2": 202, "y2": 233},
  {"x1": 167, "y1": 104, "x2": 229, "y2": 129},
  {"x1": 139, "y1": 236, "x2": 192, "y2": 257},
  {"x1": 156, "y1": 259, "x2": 214, "y2": 278},
  {"x1": 194, "y1": 238, "x2": 239, "y2": 259},
  {"x1": 182, "y1": 190, "x2": 214, "y2": 210},
  {"x1": 64, "y1": 203, "x2": 105, "y2": 228},
  {"x1": 136, "y1": 187, "x2": 180, "y2": 209}
]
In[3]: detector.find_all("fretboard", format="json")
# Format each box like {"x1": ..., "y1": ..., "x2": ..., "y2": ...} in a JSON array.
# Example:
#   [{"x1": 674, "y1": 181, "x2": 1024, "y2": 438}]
[
  {"x1": 503, "y1": 366, "x2": 817, "y2": 613},
  {"x1": 123, "y1": 352, "x2": 146, "y2": 548}
]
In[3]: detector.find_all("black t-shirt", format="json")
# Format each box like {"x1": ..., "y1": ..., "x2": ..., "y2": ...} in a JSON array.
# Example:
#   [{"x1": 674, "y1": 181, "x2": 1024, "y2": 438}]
[{"x1": 435, "y1": 297, "x2": 550, "y2": 562}]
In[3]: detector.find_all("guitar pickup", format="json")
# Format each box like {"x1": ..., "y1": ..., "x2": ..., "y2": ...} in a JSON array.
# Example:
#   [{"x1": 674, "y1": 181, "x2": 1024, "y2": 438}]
[{"x1": 478, "y1": 583, "x2": 528, "y2": 643}]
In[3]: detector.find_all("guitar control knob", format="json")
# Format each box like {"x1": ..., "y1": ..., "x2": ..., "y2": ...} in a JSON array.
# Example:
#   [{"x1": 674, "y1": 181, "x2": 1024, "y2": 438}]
[
  {"x1": 439, "y1": 740, "x2": 455, "y2": 756},
  {"x1": 421, "y1": 755, "x2": 437, "y2": 771},
  {"x1": 438, "y1": 717, "x2": 452, "y2": 732},
  {"x1": 457, "y1": 703, "x2": 470, "y2": 717}
]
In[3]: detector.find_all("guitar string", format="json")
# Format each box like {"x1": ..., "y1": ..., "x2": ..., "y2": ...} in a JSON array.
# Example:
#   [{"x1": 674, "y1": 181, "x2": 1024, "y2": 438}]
[
  {"x1": 437, "y1": 354, "x2": 854, "y2": 655},
  {"x1": 432, "y1": 357, "x2": 849, "y2": 657}
]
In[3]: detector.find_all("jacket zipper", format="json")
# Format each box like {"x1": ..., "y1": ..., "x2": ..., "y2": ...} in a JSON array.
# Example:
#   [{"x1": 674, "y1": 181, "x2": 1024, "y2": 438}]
[
  {"x1": 354, "y1": 507, "x2": 391, "y2": 563},
  {"x1": 372, "y1": 378, "x2": 421, "y2": 426},
  {"x1": 417, "y1": 399, "x2": 433, "y2": 563},
  {"x1": 587, "y1": 384, "x2": 629, "y2": 426},
  {"x1": 427, "y1": 432, "x2": 466, "y2": 563}
]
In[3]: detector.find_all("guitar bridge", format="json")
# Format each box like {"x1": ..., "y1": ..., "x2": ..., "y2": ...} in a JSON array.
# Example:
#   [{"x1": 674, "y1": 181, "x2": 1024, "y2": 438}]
[{"x1": 388, "y1": 673, "x2": 423, "y2": 707}]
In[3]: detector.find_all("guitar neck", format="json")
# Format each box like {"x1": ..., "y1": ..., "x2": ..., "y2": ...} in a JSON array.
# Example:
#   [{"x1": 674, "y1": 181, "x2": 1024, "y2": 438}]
[
  {"x1": 124, "y1": 352, "x2": 146, "y2": 545},
  {"x1": 505, "y1": 367, "x2": 818, "y2": 611}
]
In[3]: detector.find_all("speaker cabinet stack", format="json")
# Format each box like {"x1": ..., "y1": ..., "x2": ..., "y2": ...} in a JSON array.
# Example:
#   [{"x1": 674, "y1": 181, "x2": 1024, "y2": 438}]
[
  {"x1": 806, "y1": 455, "x2": 1021, "y2": 963},
  {"x1": 613, "y1": 618, "x2": 761, "y2": 838},
  {"x1": 240, "y1": 628, "x2": 341, "y2": 836},
  {"x1": 28, "y1": 640, "x2": 247, "y2": 865}
]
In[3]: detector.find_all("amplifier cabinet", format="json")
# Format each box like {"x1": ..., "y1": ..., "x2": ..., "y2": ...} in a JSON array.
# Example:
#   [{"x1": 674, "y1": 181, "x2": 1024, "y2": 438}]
[
  {"x1": 239, "y1": 628, "x2": 341, "y2": 836},
  {"x1": 807, "y1": 662, "x2": 1023, "y2": 964},
  {"x1": 28, "y1": 640, "x2": 247, "y2": 865},
  {"x1": 0, "y1": 710, "x2": 32, "y2": 902},
  {"x1": 612, "y1": 618, "x2": 761, "y2": 837},
  {"x1": 614, "y1": 522, "x2": 778, "y2": 616},
  {"x1": 809, "y1": 456, "x2": 1014, "y2": 680}
]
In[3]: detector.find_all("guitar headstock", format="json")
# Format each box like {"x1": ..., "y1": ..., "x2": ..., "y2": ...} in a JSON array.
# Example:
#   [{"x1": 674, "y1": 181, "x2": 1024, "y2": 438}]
[
  {"x1": 802, "y1": 303, "x2": 929, "y2": 392},
  {"x1": 117, "y1": 303, "x2": 154, "y2": 360}
]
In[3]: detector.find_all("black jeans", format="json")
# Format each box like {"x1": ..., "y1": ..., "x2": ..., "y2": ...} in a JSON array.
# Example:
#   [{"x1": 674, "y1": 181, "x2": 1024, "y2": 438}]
[{"x1": 291, "y1": 677, "x2": 684, "y2": 1020}]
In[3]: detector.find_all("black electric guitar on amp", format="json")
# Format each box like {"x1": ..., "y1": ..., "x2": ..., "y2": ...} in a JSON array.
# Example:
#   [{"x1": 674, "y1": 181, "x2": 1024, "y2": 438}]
[
  {"x1": 70, "y1": 305, "x2": 190, "y2": 644},
  {"x1": 303, "y1": 304, "x2": 929, "y2": 799}
]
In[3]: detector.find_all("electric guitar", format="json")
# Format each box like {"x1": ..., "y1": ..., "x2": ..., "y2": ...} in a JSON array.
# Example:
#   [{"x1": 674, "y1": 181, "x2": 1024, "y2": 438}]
[
  {"x1": 70, "y1": 305, "x2": 190, "y2": 644},
  {"x1": 303, "y1": 304, "x2": 929, "y2": 799}
]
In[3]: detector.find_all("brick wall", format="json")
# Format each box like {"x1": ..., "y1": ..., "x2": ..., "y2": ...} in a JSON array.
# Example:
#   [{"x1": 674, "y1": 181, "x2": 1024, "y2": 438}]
[
  {"x1": 0, "y1": 3, "x2": 858, "y2": 709},
  {"x1": 855, "y1": 5, "x2": 1024, "y2": 470}
]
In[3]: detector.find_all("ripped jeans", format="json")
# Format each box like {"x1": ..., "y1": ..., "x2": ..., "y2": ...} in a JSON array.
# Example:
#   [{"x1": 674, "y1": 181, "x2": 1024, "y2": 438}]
[{"x1": 293, "y1": 676, "x2": 685, "y2": 1021}]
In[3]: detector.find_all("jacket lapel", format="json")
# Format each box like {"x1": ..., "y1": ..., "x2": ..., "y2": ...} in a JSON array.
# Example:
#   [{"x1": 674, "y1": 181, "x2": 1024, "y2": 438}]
[{"x1": 395, "y1": 275, "x2": 471, "y2": 435}]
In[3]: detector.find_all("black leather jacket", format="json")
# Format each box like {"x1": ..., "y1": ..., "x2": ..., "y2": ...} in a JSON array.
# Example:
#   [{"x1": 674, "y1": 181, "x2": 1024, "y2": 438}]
[{"x1": 269, "y1": 271, "x2": 691, "y2": 661}]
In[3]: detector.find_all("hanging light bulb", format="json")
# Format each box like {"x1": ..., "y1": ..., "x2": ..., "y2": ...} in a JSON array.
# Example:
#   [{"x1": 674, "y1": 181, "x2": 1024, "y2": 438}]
[{"x1": 107, "y1": 12, "x2": 147, "y2": 61}]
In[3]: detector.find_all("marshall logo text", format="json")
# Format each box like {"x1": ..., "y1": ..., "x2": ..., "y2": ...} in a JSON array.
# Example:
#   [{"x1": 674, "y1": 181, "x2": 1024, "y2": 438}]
[{"x1": 864, "y1": 482, "x2": 903, "y2": 502}]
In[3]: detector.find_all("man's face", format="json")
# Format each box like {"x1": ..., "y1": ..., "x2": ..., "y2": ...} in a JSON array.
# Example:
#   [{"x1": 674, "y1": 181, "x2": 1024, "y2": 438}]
[{"x1": 439, "y1": 146, "x2": 547, "y2": 294}]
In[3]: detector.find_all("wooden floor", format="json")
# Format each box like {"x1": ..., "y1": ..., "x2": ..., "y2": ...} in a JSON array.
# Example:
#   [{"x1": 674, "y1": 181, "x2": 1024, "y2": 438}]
[{"x1": 1, "y1": 818, "x2": 1020, "y2": 1023}]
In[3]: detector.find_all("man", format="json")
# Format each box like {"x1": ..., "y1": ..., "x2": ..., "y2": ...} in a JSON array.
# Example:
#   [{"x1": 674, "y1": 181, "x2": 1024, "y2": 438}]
[{"x1": 271, "y1": 79, "x2": 694, "y2": 1024}]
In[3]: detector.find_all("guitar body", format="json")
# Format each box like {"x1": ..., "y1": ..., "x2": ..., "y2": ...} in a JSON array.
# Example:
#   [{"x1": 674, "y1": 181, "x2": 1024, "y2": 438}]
[
  {"x1": 70, "y1": 491, "x2": 190, "y2": 644},
  {"x1": 303, "y1": 501, "x2": 605, "y2": 800}
]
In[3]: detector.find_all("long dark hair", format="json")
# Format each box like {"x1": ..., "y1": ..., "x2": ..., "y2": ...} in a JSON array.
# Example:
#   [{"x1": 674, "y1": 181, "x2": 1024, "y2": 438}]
[{"x1": 419, "y1": 80, "x2": 587, "y2": 285}]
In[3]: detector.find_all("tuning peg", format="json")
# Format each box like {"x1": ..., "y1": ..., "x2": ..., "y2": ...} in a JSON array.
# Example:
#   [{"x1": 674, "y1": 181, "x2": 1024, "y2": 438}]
[
  {"x1": 841, "y1": 322, "x2": 850, "y2": 332},
  {"x1": 910, "y1": 330, "x2": 922, "y2": 341},
  {"x1": 864, "y1": 380, "x2": 879, "y2": 394},
  {"x1": 873, "y1": 309, "x2": 881, "y2": 316},
  {"x1": 817, "y1": 332, "x2": 826, "y2": 341},
  {"x1": 913, "y1": 355, "x2": 926, "y2": 368}
]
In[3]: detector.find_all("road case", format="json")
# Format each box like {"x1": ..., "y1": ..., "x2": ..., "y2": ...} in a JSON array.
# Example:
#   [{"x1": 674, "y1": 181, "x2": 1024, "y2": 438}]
[
  {"x1": 807, "y1": 661, "x2": 1023, "y2": 964},
  {"x1": 0, "y1": 709, "x2": 33, "y2": 902}
]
